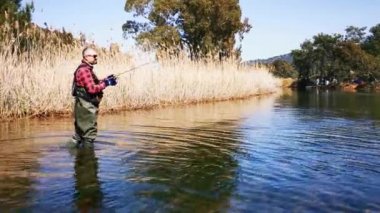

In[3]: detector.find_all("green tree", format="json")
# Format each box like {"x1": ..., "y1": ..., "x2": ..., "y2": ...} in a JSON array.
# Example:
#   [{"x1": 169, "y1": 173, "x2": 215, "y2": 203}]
[
  {"x1": 344, "y1": 26, "x2": 366, "y2": 44},
  {"x1": 292, "y1": 40, "x2": 314, "y2": 80},
  {"x1": 0, "y1": 0, "x2": 34, "y2": 53},
  {"x1": 0, "y1": 0, "x2": 34, "y2": 27},
  {"x1": 313, "y1": 33, "x2": 342, "y2": 78},
  {"x1": 335, "y1": 41, "x2": 378, "y2": 81},
  {"x1": 270, "y1": 59, "x2": 297, "y2": 78},
  {"x1": 123, "y1": 0, "x2": 251, "y2": 60},
  {"x1": 363, "y1": 24, "x2": 380, "y2": 57},
  {"x1": 292, "y1": 34, "x2": 342, "y2": 81},
  {"x1": 0, "y1": 0, "x2": 77, "y2": 58},
  {"x1": 291, "y1": 24, "x2": 380, "y2": 84}
]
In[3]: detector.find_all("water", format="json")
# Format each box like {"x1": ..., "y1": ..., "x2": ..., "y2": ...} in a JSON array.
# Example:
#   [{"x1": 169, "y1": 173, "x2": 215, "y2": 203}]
[{"x1": 1, "y1": 89, "x2": 380, "y2": 212}]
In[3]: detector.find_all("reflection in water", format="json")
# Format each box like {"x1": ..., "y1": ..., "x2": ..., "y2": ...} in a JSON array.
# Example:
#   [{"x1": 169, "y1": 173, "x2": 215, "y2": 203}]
[
  {"x1": 230, "y1": 89, "x2": 380, "y2": 212},
  {"x1": 0, "y1": 136, "x2": 40, "y2": 209},
  {"x1": 1, "y1": 90, "x2": 380, "y2": 211},
  {"x1": 73, "y1": 147, "x2": 103, "y2": 211},
  {"x1": 283, "y1": 88, "x2": 380, "y2": 119},
  {"x1": 119, "y1": 124, "x2": 240, "y2": 211},
  {"x1": 99, "y1": 93, "x2": 279, "y2": 130},
  {"x1": 0, "y1": 93, "x2": 277, "y2": 211}
]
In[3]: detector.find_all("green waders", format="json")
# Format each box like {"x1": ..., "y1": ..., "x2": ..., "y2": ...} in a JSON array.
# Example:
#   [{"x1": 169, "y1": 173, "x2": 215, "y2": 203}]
[
  {"x1": 73, "y1": 97, "x2": 99, "y2": 144},
  {"x1": 71, "y1": 63, "x2": 103, "y2": 147}
]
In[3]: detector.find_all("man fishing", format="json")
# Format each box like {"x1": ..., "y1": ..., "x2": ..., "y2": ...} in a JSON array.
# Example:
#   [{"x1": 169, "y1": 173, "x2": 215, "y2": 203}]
[{"x1": 70, "y1": 47, "x2": 117, "y2": 148}]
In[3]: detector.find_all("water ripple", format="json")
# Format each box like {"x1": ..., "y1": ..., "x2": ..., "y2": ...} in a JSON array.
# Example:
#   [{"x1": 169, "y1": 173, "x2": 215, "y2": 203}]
[{"x1": 1, "y1": 91, "x2": 380, "y2": 211}]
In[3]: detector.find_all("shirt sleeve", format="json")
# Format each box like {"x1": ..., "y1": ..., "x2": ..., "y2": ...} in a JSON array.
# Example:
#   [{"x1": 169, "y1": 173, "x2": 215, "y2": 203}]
[{"x1": 76, "y1": 68, "x2": 106, "y2": 94}]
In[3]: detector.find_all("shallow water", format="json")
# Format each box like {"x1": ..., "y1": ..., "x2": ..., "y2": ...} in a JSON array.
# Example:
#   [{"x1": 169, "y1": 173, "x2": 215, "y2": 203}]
[{"x1": 1, "y1": 89, "x2": 380, "y2": 212}]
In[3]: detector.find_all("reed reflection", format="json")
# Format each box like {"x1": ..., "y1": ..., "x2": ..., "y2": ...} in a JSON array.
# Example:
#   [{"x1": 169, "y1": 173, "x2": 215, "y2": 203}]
[
  {"x1": 0, "y1": 138, "x2": 40, "y2": 209},
  {"x1": 97, "y1": 94, "x2": 279, "y2": 211},
  {"x1": 122, "y1": 121, "x2": 242, "y2": 211},
  {"x1": 73, "y1": 147, "x2": 103, "y2": 211}
]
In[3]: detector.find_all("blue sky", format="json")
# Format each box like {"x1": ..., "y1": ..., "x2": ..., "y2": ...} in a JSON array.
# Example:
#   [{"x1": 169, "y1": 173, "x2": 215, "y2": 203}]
[{"x1": 25, "y1": 0, "x2": 380, "y2": 61}]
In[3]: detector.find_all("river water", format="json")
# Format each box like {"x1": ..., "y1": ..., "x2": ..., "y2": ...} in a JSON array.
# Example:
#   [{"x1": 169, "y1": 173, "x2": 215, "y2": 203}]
[{"x1": 1, "y1": 89, "x2": 380, "y2": 212}]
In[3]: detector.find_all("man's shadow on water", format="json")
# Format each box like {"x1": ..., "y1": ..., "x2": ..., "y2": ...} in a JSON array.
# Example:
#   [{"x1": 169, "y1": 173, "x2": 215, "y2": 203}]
[{"x1": 70, "y1": 146, "x2": 103, "y2": 211}]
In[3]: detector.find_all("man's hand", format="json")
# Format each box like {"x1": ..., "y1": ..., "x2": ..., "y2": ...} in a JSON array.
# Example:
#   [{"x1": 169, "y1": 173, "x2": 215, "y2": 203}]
[{"x1": 104, "y1": 74, "x2": 117, "y2": 86}]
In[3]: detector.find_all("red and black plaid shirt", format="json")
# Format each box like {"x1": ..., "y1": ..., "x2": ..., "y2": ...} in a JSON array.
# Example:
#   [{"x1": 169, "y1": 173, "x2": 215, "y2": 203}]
[{"x1": 74, "y1": 61, "x2": 106, "y2": 94}]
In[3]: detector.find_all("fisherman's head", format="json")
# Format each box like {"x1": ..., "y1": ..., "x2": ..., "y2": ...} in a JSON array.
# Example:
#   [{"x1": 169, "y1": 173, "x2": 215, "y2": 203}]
[{"x1": 82, "y1": 47, "x2": 98, "y2": 65}]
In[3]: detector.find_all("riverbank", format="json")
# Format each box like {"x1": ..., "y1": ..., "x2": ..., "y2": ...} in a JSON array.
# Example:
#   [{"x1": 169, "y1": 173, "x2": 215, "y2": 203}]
[
  {"x1": 284, "y1": 78, "x2": 380, "y2": 92},
  {"x1": 0, "y1": 46, "x2": 281, "y2": 120}
]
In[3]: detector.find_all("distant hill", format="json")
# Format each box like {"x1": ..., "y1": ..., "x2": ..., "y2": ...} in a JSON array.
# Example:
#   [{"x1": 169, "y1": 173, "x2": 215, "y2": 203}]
[{"x1": 244, "y1": 53, "x2": 293, "y2": 66}]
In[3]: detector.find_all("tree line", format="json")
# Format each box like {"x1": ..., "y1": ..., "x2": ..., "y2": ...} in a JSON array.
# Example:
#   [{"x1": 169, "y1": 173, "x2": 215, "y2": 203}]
[
  {"x1": 0, "y1": 0, "x2": 76, "y2": 58},
  {"x1": 3, "y1": 0, "x2": 250, "y2": 62},
  {"x1": 5, "y1": 0, "x2": 379, "y2": 83},
  {"x1": 123, "y1": 0, "x2": 380, "y2": 85},
  {"x1": 123, "y1": 0, "x2": 251, "y2": 61},
  {"x1": 271, "y1": 24, "x2": 380, "y2": 85}
]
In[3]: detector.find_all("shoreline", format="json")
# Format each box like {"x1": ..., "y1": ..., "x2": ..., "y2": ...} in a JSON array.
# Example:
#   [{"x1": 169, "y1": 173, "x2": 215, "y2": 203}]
[
  {"x1": 0, "y1": 90, "x2": 279, "y2": 122},
  {"x1": 1, "y1": 49, "x2": 280, "y2": 121}
]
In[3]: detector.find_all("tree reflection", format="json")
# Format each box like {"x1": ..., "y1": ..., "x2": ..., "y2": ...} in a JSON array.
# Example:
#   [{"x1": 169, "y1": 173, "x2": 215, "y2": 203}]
[
  {"x1": 73, "y1": 147, "x2": 103, "y2": 211},
  {"x1": 124, "y1": 122, "x2": 241, "y2": 211},
  {"x1": 283, "y1": 89, "x2": 380, "y2": 119}
]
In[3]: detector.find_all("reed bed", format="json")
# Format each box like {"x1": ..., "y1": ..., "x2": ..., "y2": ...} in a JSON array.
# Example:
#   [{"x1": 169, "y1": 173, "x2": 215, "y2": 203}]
[
  {"x1": 101, "y1": 57, "x2": 281, "y2": 110},
  {"x1": 0, "y1": 24, "x2": 281, "y2": 120}
]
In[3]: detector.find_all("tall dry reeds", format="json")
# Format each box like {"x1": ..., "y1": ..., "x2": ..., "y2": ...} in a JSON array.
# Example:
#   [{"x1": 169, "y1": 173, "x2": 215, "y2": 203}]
[
  {"x1": 100, "y1": 56, "x2": 281, "y2": 111},
  {"x1": 0, "y1": 23, "x2": 281, "y2": 120}
]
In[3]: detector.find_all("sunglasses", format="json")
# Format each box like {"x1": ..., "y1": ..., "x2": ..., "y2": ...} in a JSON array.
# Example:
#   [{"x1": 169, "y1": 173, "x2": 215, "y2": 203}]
[{"x1": 86, "y1": 55, "x2": 97, "y2": 58}]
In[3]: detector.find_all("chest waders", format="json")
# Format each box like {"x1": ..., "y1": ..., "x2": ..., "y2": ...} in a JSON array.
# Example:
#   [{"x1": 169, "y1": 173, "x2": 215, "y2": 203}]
[{"x1": 72, "y1": 64, "x2": 103, "y2": 144}]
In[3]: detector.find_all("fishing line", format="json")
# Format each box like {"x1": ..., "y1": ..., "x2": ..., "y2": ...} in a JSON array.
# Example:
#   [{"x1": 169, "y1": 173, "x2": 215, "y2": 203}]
[{"x1": 115, "y1": 61, "x2": 157, "y2": 78}]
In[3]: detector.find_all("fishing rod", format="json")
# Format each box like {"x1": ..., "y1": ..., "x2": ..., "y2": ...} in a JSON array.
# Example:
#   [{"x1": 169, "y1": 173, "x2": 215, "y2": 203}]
[{"x1": 115, "y1": 62, "x2": 156, "y2": 78}]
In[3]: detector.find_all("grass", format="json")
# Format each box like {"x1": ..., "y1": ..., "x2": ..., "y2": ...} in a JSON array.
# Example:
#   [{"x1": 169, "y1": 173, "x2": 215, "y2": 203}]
[
  {"x1": 0, "y1": 23, "x2": 281, "y2": 120},
  {"x1": 104, "y1": 56, "x2": 281, "y2": 110}
]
